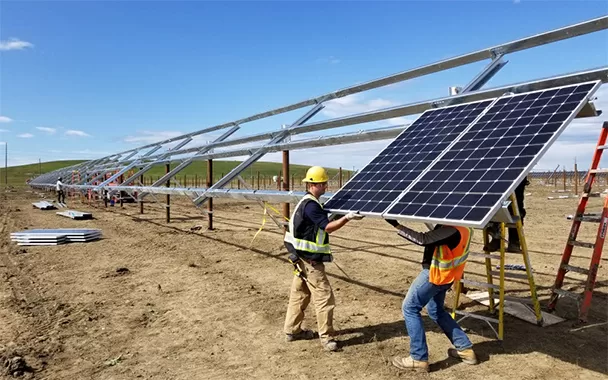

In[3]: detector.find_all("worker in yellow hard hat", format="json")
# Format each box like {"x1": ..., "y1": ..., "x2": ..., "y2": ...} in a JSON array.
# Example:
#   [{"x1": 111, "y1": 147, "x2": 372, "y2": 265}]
[{"x1": 283, "y1": 166, "x2": 364, "y2": 352}]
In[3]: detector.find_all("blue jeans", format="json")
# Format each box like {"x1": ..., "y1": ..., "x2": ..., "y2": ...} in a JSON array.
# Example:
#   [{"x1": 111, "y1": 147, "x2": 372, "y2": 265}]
[{"x1": 402, "y1": 269, "x2": 472, "y2": 361}]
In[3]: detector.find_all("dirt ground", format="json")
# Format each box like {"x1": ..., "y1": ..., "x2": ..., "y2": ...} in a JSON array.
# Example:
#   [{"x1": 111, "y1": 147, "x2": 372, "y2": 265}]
[{"x1": 0, "y1": 183, "x2": 606, "y2": 380}]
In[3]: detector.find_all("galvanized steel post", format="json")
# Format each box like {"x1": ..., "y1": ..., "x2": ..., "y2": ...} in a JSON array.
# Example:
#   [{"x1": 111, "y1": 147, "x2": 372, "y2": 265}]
[
  {"x1": 139, "y1": 169, "x2": 145, "y2": 214},
  {"x1": 207, "y1": 159, "x2": 213, "y2": 230},
  {"x1": 166, "y1": 163, "x2": 171, "y2": 223},
  {"x1": 282, "y1": 151, "x2": 290, "y2": 232}
]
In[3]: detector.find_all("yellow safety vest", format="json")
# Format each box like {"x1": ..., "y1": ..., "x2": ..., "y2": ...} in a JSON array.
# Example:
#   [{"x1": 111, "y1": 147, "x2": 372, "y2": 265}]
[{"x1": 284, "y1": 194, "x2": 331, "y2": 257}]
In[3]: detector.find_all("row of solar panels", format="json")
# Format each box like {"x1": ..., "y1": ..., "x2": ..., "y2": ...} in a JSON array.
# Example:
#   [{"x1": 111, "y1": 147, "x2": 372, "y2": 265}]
[{"x1": 324, "y1": 81, "x2": 601, "y2": 228}]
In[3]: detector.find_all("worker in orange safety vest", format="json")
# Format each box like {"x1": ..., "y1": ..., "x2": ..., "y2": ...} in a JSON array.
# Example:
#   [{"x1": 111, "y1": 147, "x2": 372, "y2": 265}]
[{"x1": 386, "y1": 220, "x2": 478, "y2": 372}]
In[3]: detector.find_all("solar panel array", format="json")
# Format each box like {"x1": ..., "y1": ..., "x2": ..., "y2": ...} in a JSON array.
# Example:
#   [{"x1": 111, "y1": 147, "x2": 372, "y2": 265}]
[
  {"x1": 325, "y1": 81, "x2": 600, "y2": 227},
  {"x1": 323, "y1": 99, "x2": 493, "y2": 214}
]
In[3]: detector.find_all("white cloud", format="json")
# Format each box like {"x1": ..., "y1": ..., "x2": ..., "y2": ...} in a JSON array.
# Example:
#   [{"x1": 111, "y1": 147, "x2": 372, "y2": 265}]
[
  {"x1": 17, "y1": 133, "x2": 34, "y2": 138},
  {"x1": 122, "y1": 130, "x2": 184, "y2": 144},
  {"x1": 65, "y1": 129, "x2": 91, "y2": 137},
  {"x1": 36, "y1": 126, "x2": 57, "y2": 134},
  {"x1": 71, "y1": 149, "x2": 111, "y2": 156},
  {"x1": 0, "y1": 116, "x2": 13, "y2": 123},
  {"x1": 0, "y1": 38, "x2": 34, "y2": 51},
  {"x1": 0, "y1": 142, "x2": 5, "y2": 145},
  {"x1": 0, "y1": 129, "x2": 8, "y2": 132},
  {"x1": 322, "y1": 94, "x2": 414, "y2": 127}
]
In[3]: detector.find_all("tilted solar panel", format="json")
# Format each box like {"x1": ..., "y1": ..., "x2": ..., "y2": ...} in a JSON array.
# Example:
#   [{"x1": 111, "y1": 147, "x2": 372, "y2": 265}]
[
  {"x1": 323, "y1": 99, "x2": 494, "y2": 214},
  {"x1": 383, "y1": 81, "x2": 601, "y2": 227}
]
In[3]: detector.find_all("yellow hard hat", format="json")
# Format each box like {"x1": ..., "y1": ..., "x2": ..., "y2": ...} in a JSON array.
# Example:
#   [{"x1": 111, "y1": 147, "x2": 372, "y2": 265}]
[{"x1": 302, "y1": 166, "x2": 329, "y2": 183}]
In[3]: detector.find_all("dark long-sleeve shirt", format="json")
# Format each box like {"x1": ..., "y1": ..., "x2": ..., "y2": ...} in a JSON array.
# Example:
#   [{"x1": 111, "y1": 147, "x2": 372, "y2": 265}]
[{"x1": 397, "y1": 225, "x2": 461, "y2": 269}]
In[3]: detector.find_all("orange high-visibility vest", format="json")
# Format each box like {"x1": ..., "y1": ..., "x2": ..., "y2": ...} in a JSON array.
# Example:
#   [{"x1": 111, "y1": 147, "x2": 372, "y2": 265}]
[{"x1": 429, "y1": 226, "x2": 473, "y2": 285}]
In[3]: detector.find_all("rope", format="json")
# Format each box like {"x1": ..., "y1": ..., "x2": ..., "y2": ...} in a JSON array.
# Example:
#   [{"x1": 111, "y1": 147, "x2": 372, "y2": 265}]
[{"x1": 250, "y1": 202, "x2": 290, "y2": 246}]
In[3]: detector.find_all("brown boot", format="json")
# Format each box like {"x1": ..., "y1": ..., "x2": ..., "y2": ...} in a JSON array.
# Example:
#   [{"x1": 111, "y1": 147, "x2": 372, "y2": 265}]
[
  {"x1": 321, "y1": 339, "x2": 338, "y2": 352},
  {"x1": 448, "y1": 348, "x2": 478, "y2": 365},
  {"x1": 285, "y1": 329, "x2": 316, "y2": 342},
  {"x1": 391, "y1": 356, "x2": 429, "y2": 372}
]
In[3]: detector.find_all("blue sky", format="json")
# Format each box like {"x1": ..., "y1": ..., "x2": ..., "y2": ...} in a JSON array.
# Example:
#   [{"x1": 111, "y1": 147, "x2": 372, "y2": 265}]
[{"x1": 1, "y1": 0, "x2": 607, "y2": 171}]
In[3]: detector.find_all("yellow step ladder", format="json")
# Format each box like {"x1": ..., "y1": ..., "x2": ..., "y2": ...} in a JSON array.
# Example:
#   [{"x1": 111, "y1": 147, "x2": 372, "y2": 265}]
[{"x1": 451, "y1": 193, "x2": 544, "y2": 340}]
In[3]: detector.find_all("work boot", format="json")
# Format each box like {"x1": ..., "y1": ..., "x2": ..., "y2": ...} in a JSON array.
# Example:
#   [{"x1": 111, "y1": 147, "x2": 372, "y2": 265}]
[
  {"x1": 391, "y1": 356, "x2": 429, "y2": 372},
  {"x1": 448, "y1": 348, "x2": 478, "y2": 365},
  {"x1": 507, "y1": 242, "x2": 522, "y2": 253},
  {"x1": 285, "y1": 329, "x2": 316, "y2": 342},
  {"x1": 321, "y1": 339, "x2": 339, "y2": 352},
  {"x1": 483, "y1": 238, "x2": 500, "y2": 252},
  {"x1": 507, "y1": 236, "x2": 522, "y2": 253}
]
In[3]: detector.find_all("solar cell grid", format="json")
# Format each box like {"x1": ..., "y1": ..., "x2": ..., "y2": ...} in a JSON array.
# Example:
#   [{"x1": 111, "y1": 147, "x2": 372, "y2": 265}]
[
  {"x1": 384, "y1": 81, "x2": 599, "y2": 226},
  {"x1": 324, "y1": 99, "x2": 493, "y2": 214}
]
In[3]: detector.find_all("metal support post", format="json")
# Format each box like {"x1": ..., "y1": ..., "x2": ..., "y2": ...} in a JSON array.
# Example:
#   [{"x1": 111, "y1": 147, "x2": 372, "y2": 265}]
[
  {"x1": 166, "y1": 163, "x2": 171, "y2": 223},
  {"x1": 137, "y1": 125, "x2": 239, "y2": 201},
  {"x1": 193, "y1": 103, "x2": 325, "y2": 207},
  {"x1": 207, "y1": 159, "x2": 213, "y2": 230},
  {"x1": 282, "y1": 150, "x2": 290, "y2": 232},
  {"x1": 120, "y1": 175, "x2": 124, "y2": 207},
  {"x1": 139, "y1": 168, "x2": 145, "y2": 214}
]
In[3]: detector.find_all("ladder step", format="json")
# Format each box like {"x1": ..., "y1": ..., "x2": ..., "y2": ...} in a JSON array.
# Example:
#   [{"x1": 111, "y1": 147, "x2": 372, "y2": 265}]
[
  {"x1": 455, "y1": 310, "x2": 499, "y2": 324},
  {"x1": 589, "y1": 168, "x2": 608, "y2": 174},
  {"x1": 472, "y1": 294, "x2": 536, "y2": 305},
  {"x1": 552, "y1": 288, "x2": 582, "y2": 300},
  {"x1": 561, "y1": 264, "x2": 590, "y2": 275},
  {"x1": 575, "y1": 214, "x2": 602, "y2": 223},
  {"x1": 581, "y1": 192, "x2": 601, "y2": 198},
  {"x1": 569, "y1": 240, "x2": 595, "y2": 249},
  {"x1": 490, "y1": 270, "x2": 530, "y2": 280},
  {"x1": 470, "y1": 252, "x2": 502, "y2": 260},
  {"x1": 503, "y1": 295, "x2": 536, "y2": 305},
  {"x1": 460, "y1": 279, "x2": 500, "y2": 290},
  {"x1": 598, "y1": 145, "x2": 608, "y2": 150}
]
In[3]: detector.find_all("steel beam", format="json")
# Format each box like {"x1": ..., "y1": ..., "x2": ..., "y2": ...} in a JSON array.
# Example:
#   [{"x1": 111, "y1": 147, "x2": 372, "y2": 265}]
[
  {"x1": 137, "y1": 125, "x2": 240, "y2": 200},
  {"x1": 192, "y1": 103, "x2": 326, "y2": 206},
  {"x1": 96, "y1": 138, "x2": 192, "y2": 190},
  {"x1": 29, "y1": 67, "x2": 608, "y2": 191}
]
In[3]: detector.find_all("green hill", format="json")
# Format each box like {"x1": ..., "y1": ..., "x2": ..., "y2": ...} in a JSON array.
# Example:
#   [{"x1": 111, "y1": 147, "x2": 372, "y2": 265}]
[{"x1": 1, "y1": 159, "x2": 352, "y2": 188}]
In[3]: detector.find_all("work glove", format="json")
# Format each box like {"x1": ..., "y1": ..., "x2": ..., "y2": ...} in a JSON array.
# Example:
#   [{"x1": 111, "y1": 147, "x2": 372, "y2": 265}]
[
  {"x1": 345, "y1": 211, "x2": 364, "y2": 220},
  {"x1": 385, "y1": 219, "x2": 400, "y2": 227}
]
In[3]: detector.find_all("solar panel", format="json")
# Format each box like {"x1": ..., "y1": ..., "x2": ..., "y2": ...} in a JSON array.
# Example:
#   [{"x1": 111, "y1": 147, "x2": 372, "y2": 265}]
[
  {"x1": 383, "y1": 81, "x2": 601, "y2": 227},
  {"x1": 323, "y1": 99, "x2": 494, "y2": 214}
]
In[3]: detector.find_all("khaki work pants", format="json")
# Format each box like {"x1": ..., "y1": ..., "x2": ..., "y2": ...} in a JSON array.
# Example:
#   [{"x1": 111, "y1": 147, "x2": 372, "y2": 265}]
[{"x1": 284, "y1": 260, "x2": 336, "y2": 342}]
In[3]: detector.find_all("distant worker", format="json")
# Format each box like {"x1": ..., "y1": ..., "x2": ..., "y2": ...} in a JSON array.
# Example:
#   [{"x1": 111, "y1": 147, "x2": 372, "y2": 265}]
[
  {"x1": 56, "y1": 177, "x2": 66, "y2": 204},
  {"x1": 283, "y1": 166, "x2": 364, "y2": 352},
  {"x1": 386, "y1": 220, "x2": 477, "y2": 372},
  {"x1": 485, "y1": 177, "x2": 529, "y2": 253}
]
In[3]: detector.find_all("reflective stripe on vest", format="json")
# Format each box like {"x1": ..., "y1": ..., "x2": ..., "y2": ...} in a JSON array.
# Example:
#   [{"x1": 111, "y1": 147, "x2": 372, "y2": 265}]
[
  {"x1": 283, "y1": 194, "x2": 331, "y2": 254},
  {"x1": 429, "y1": 226, "x2": 473, "y2": 285}
]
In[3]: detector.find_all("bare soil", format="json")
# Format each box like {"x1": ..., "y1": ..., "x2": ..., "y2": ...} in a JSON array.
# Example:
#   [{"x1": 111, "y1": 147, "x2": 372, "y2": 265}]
[{"x1": 0, "y1": 184, "x2": 606, "y2": 379}]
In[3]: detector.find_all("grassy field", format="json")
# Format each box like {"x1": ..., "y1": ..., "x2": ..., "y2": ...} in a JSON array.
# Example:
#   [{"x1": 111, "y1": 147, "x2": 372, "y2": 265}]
[{"x1": 0, "y1": 159, "x2": 352, "y2": 187}]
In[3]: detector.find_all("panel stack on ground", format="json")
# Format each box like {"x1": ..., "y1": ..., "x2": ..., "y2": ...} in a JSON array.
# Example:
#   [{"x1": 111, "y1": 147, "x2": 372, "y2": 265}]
[
  {"x1": 57, "y1": 210, "x2": 93, "y2": 220},
  {"x1": 32, "y1": 201, "x2": 57, "y2": 210},
  {"x1": 10, "y1": 229, "x2": 102, "y2": 246}
]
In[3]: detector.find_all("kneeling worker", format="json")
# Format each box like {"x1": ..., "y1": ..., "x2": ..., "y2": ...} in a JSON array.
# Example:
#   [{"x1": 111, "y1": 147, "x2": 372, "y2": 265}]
[
  {"x1": 283, "y1": 166, "x2": 364, "y2": 352},
  {"x1": 386, "y1": 220, "x2": 477, "y2": 372}
]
